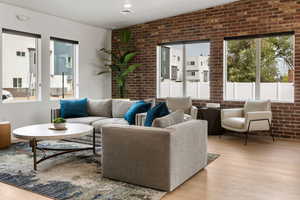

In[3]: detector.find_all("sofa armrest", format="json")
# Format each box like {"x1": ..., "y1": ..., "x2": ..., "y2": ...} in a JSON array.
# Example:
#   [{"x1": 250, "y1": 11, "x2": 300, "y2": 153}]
[
  {"x1": 102, "y1": 124, "x2": 173, "y2": 190},
  {"x1": 190, "y1": 106, "x2": 198, "y2": 119},
  {"x1": 221, "y1": 108, "x2": 244, "y2": 121},
  {"x1": 135, "y1": 112, "x2": 147, "y2": 126},
  {"x1": 101, "y1": 120, "x2": 208, "y2": 191},
  {"x1": 51, "y1": 108, "x2": 61, "y2": 122},
  {"x1": 168, "y1": 120, "x2": 207, "y2": 191},
  {"x1": 245, "y1": 111, "x2": 272, "y2": 131}
]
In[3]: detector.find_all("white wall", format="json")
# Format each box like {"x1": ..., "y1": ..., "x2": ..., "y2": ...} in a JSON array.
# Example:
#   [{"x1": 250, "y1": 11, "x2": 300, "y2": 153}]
[{"x1": 0, "y1": 3, "x2": 112, "y2": 128}]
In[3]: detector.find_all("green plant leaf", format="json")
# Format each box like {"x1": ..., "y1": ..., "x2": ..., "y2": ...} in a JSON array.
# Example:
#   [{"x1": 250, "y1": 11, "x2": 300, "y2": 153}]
[
  {"x1": 121, "y1": 64, "x2": 142, "y2": 78},
  {"x1": 97, "y1": 70, "x2": 111, "y2": 75},
  {"x1": 120, "y1": 30, "x2": 131, "y2": 43},
  {"x1": 123, "y1": 52, "x2": 137, "y2": 64}
]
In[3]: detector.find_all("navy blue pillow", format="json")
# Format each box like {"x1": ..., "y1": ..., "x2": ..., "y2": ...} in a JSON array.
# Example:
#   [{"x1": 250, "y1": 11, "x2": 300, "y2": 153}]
[
  {"x1": 60, "y1": 98, "x2": 88, "y2": 118},
  {"x1": 144, "y1": 102, "x2": 170, "y2": 127},
  {"x1": 124, "y1": 101, "x2": 152, "y2": 125}
]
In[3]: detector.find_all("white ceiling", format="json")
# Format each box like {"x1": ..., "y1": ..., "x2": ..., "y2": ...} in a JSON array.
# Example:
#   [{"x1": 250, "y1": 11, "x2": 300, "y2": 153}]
[{"x1": 0, "y1": 0, "x2": 239, "y2": 29}]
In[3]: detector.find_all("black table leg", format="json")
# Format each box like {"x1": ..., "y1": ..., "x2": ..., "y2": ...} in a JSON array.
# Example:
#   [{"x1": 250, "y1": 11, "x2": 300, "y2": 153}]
[
  {"x1": 93, "y1": 128, "x2": 96, "y2": 155},
  {"x1": 30, "y1": 138, "x2": 37, "y2": 170}
]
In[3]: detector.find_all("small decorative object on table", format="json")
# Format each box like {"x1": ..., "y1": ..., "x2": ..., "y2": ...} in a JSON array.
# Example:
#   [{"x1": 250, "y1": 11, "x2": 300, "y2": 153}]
[{"x1": 51, "y1": 117, "x2": 67, "y2": 130}]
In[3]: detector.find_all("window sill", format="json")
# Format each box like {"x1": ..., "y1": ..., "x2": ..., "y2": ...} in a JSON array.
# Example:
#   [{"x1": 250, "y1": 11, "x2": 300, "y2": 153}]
[
  {"x1": 2, "y1": 100, "x2": 42, "y2": 104},
  {"x1": 224, "y1": 99, "x2": 294, "y2": 104}
]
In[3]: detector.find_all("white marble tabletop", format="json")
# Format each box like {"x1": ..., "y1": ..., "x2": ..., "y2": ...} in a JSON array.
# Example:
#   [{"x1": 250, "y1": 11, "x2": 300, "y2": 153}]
[{"x1": 13, "y1": 123, "x2": 93, "y2": 140}]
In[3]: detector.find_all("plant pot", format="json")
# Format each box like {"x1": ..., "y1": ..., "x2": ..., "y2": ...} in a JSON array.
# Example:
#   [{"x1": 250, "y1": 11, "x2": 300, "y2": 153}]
[{"x1": 53, "y1": 123, "x2": 66, "y2": 130}]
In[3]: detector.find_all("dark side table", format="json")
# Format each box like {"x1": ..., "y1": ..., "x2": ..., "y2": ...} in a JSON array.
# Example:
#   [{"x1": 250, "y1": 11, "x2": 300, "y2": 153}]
[{"x1": 197, "y1": 107, "x2": 223, "y2": 135}]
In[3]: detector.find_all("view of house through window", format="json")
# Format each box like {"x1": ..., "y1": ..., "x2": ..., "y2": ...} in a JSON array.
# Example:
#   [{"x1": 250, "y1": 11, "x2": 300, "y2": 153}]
[
  {"x1": 2, "y1": 30, "x2": 40, "y2": 103},
  {"x1": 225, "y1": 34, "x2": 294, "y2": 102},
  {"x1": 157, "y1": 41, "x2": 210, "y2": 99},
  {"x1": 50, "y1": 39, "x2": 78, "y2": 100}
]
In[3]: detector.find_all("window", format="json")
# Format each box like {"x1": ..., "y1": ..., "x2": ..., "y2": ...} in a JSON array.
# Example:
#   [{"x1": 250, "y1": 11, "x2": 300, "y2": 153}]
[
  {"x1": 13, "y1": 78, "x2": 22, "y2": 88},
  {"x1": 2, "y1": 29, "x2": 41, "y2": 103},
  {"x1": 157, "y1": 41, "x2": 210, "y2": 99},
  {"x1": 224, "y1": 33, "x2": 294, "y2": 102},
  {"x1": 50, "y1": 38, "x2": 78, "y2": 100}
]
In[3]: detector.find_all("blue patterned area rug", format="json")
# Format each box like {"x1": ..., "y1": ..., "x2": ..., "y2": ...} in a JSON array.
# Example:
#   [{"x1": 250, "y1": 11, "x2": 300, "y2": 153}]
[{"x1": 0, "y1": 141, "x2": 219, "y2": 200}]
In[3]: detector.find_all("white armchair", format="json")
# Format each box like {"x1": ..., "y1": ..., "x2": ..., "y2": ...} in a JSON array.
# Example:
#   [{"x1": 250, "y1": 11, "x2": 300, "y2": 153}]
[{"x1": 221, "y1": 100, "x2": 274, "y2": 145}]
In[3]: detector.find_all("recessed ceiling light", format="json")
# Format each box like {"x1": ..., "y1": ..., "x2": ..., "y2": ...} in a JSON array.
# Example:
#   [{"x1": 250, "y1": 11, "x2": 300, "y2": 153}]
[
  {"x1": 16, "y1": 15, "x2": 30, "y2": 21},
  {"x1": 124, "y1": 3, "x2": 132, "y2": 9},
  {"x1": 121, "y1": 0, "x2": 133, "y2": 15},
  {"x1": 120, "y1": 9, "x2": 133, "y2": 15}
]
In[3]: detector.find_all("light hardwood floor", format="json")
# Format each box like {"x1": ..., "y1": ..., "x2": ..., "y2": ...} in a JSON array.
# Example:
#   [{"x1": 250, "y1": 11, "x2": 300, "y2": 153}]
[{"x1": 1, "y1": 135, "x2": 300, "y2": 200}]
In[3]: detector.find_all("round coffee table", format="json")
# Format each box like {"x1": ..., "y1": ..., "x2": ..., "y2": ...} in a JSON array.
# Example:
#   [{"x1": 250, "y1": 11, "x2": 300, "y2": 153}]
[{"x1": 13, "y1": 123, "x2": 95, "y2": 170}]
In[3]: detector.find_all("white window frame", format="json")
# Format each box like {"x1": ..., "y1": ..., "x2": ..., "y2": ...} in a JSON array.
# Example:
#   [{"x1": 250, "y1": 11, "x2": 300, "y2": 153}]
[
  {"x1": 157, "y1": 41, "x2": 211, "y2": 100},
  {"x1": 1, "y1": 28, "x2": 42, "y2": 103},
  {"x1": 223, "y1": 34, "x2": 295, "y2": 103},
  {"x1": 50, "y1": 38, "x2": 79, "y2": 100}
]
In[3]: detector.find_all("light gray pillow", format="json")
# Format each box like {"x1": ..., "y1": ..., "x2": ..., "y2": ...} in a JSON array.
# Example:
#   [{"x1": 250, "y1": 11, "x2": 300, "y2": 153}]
[
  {"x1": 152, "y1": 110, "x2": 185, "y2": 128},
  {"x1": 87, "y1": 99, "x2": 112, "y2": 117},
  {"x1": 166, "y1": 97, "x2": 192, "y2": 114},
  {"x1": 112, "y1": 99, "x2": 137, "y2": 118}
]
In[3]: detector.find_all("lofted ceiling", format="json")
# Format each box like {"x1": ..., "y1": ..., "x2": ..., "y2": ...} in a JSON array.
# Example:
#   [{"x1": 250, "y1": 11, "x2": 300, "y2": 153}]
[{"x1": 0, "y1": 0, "x2": 239, "y2": 29}]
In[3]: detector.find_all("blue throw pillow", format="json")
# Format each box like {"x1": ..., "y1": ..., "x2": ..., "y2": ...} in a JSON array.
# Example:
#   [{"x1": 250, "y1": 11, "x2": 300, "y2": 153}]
[
  {"x1": 124, "y1": 101, "x2": 152, "y2": 125},
  {"x1": 144, "y1": 102, "x2": 170, "y2": 127},
  {"x1": 60, "y1": 98, "x2": 88, "y2": 118}
]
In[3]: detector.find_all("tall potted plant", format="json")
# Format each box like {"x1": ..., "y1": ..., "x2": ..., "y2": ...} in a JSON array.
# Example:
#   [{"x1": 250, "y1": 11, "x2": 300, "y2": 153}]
[{"x1": 98, "y1": 30, "x2": 141, "y2": 98}]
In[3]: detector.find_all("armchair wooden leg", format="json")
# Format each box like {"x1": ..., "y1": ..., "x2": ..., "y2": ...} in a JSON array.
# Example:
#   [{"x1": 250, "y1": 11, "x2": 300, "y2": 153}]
[
  {"x1": 244, "y1": 132, "x2": 249, "y2": 145},
  {"x1": 267, "y1": 120, "x2": 275, "y2": 143}
]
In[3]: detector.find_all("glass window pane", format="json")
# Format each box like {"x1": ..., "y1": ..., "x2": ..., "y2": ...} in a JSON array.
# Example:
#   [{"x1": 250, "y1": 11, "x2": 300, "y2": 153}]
[
  {"x1": 50, "y1": 40, "x2": 76, "y2": 100},
  {"x1": 186, "y1": 42, "x2": 210, "y2": 99},
  {"x1": 260, "y1": 36, "x2": 294, "y2": 101},
  {"x1": 158, "y1": 44, "x2": 184, "y2": 98},
  {"x1": 2, "y1": 33, "x2": 39, "y2": 103},
  {"x1": 226, "y1": 39, "x2": 256, "y2": 100}
]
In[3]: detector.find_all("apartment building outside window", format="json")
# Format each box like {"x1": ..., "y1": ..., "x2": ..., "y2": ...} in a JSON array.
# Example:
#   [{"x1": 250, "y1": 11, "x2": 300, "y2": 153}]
[
  {"x1": 2, "y1": 29, "x2": 41, "y2": 103},
  {"x1": 224, "y1": 32, "x2": 295, "y2": 102},
  {"x1": 157, "y1": 41, "x2": 210, "y2": 99},
  {"x1": 50, "y1": 37, "x2": 79, "y2": 100}
]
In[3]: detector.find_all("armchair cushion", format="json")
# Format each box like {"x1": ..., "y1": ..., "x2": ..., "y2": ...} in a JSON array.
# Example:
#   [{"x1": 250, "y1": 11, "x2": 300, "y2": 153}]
[
  {"x1": 166, "y1": 97, "x2": 192, "y2": 114},
  {"x1": 221, "y1": 108, "x2": 244, "y2": 120},
  {"x1": 244, "y1": 100, "x2": 271, "y2": 113},
  {"x1": 222, "y1": 117, "x2": 245, "y2": 130}
]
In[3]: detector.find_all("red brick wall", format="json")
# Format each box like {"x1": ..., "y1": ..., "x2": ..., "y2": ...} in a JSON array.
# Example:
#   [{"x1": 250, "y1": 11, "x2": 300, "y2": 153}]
[{"x1": 112, "y1": 0, "x2": 300, "y2": 139}]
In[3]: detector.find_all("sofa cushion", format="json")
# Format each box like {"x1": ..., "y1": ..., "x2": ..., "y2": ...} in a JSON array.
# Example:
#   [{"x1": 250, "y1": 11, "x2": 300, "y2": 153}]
[
  {"x1": 124, "y1": 101, "x2": 152, "y2": 125},
  {"x1": 144, "y1": 102, "x2": 170, "y2": 127},
  {"x1": 166, "y1": 97, "x2": 192, "y2": 114},
  {"x1": 60, "y1": 98, "x2": 88, "y2": 118},
  {"x1": 92, "y1": 118, "x2": 129, "y2": 132},
  {"x1": 222, "y1": 117, "x2": 245, "y2": 129},
  {"x1": 112, "y1": 99, "x2": 137, "y2": 118},
  {"x1": 87, "y1": 99, "x2": 112, "y2": 117},
  {"x1": 244, "y1": 100, "x2": 271, "y2": 114},
  {"x1": 66, "y1": 117, "x2": 108, "y2": 125},
  {"x1": 152, "y1": 110, "x2": 184, "y2": 128}
]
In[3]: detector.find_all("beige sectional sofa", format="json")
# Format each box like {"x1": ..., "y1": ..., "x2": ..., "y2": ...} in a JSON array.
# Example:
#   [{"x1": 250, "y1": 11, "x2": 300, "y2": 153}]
[{"x1": 51, "y1": 99, "x2": 138, "y2": 133}]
